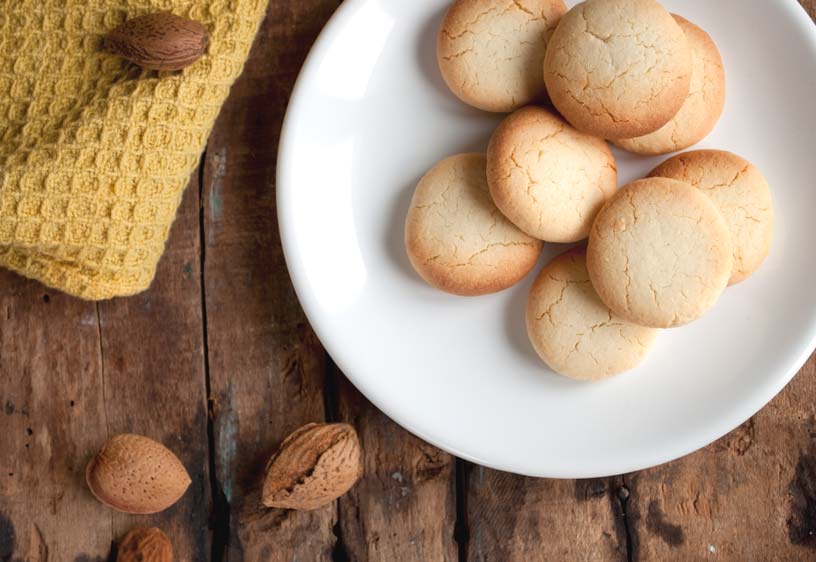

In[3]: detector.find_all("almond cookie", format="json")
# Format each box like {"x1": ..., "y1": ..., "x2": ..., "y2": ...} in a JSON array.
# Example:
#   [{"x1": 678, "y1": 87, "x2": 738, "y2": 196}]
[
  {"x1": 526, "y1": 247, "x2": 658, "y2": 381},
  {"x1": 437, "y1": 0, "x2": 568, "y2": 113},
  {"x1": 405, "y1": 153, "x2": 543, "y2": 296},
  {"x1": 614, "y1": 16, "x2": 726, "y2": 155},
  {"x1": 587, "y1": 178, "x2": 733, "y2": 328},
  {"x1": 487, "y1": 106, "x2": 617, "y2": 242},
  {"x1": 649, "y1": 150, "x2": 773, "y2": 285},
  {"x1": 543, "y1": 0, "x2": 692, "y2": 138}
]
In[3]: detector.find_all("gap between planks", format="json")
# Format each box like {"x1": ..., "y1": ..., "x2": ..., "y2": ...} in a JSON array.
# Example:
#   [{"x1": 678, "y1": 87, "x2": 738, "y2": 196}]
[
  {"x1": 196, "y1": 149, "x2": 231, "y2": 562},
  {"x1": 93, "y1": 302, "x2": 115, "y2": 554}
]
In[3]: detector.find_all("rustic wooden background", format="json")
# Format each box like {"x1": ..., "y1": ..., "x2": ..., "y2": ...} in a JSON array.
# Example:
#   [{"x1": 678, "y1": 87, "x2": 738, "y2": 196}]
[{"x1": 1, "y1": 1, "x2": 815, "y2": 561}]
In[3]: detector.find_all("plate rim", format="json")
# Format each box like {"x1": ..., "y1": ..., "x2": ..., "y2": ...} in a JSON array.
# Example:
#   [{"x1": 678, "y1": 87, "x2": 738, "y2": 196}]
[{"x1": 276, "y1": 0, "x2": 816, "y2": 478}]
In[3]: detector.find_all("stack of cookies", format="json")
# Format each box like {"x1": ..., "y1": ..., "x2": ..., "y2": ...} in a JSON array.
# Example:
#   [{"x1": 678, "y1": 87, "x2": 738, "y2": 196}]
[{"x1": 405, "y1": 0, "x2": 774, "y2": 381}]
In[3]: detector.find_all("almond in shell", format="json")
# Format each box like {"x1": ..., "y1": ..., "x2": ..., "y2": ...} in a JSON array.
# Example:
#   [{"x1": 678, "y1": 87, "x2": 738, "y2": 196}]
[
  {"x1": 86, "y1": 434, "x2": 191, "y2": 514},
  {"x1": 104, "y1": 12, "x2": 209, "y2": 71},
  {"x1": 117, "y1": 527, "x2": 173, "y2": 562},
  {"x1": 262, "y1": 423, "x2": 363, "y2": 510}
]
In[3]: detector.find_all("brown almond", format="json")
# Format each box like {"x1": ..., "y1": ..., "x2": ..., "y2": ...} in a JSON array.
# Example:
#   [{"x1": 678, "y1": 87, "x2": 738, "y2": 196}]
[
  {"x1": 86, "y1": 434, "x2": 191, "y2": 514},
  {"x1": 117, "y1": 527, "x2": 173, "y2": 562},
  {"x1": 104, "y1": 12, "x2": 209, "y2": 71},
  {"x1": 262, "y1": 423, "x2": 362, "y2": 510}
]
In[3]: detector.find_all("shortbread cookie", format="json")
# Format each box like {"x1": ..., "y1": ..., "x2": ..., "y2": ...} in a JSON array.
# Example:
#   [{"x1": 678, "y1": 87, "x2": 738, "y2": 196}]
[
  {"x1": 614, "y1": 16, "x2": 726, "y2": 155},
  {"x1": 405, "y1": 153, "x2": 543, "y2": 295},
  {"x1": 649, "y1": 150, "x2": 773, "y2": 285},
  {"x1": 543, "y1": 0, "x2": 692, "y2": 138},
  {"x1": 526, "y1": 247, "x2": 658, "y2": 380},
  {"x1": 486, "y1": 106, "x2": 617, "y2": 242},
  {"x1": 437, "y1": 0, "x2": 568, "y2": 112},
  {"x1": 586, "y1": 178, "x2": 733, "y2": 328}
]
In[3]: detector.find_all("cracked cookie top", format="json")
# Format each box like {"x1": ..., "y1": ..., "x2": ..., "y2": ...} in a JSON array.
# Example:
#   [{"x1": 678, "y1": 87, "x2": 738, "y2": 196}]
[
  {"x1": 543, "y1": 0, "x2": 692, "y2": 138},
  {"x1": 405, "y1": 153, "x2": 543, "y2": 296},
  {"x1": 437, "y1": 0, "x2": 568, "y2": 113},
  {"x1": 614, "y1": 15, "x2": 726, "y2": 155},
  {"x1": 586, "y1": 177, "x2": 733, "y2": 328},
  {"x1": 526, "y1": 246, "x2": 658, "y2": 380},
  {"x1": 649, "y1": 150, "x2": 773, "y2": 285},
  {"x1": 486, "y1": 106, "x2": 617, "y2": 243}
]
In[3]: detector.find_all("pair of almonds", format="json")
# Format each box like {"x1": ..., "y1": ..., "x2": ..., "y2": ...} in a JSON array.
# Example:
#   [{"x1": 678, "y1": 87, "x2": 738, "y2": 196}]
[{"x1": 87, "y1": 423, "x2": 362, "y2": 515}]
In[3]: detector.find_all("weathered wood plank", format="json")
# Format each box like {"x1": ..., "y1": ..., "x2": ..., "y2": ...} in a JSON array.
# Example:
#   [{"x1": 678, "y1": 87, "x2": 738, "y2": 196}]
[
  {"x1": 468, "y1": 470, "x2": 626, "y2": 561},
  {"x1": 623, "y1": 357, "x2": 816, "y2": 562},
  {"x1": 333, "y1": 370, "x2": 459, "y2": 562},
  {"x1": 202, "y1": 2, "x2": 340, "y2": 561},
  {"x1": 0, "y1": 277, "x2": 111, "y2": 562},
  {"x1": 0, "y1": 176, "x2": 208, "y2": 562}
]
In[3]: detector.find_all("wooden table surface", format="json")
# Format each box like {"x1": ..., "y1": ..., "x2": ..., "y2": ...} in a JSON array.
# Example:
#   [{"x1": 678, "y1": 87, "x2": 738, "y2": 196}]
[{"x1": 2, "y1": 2, "x2": 815, "y2": 561}]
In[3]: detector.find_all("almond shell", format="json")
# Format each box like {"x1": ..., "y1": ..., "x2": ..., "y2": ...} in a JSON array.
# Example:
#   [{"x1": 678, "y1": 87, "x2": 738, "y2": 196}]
[{"x1": 86, "y1": 433, "x2": 191, "y2": 514}]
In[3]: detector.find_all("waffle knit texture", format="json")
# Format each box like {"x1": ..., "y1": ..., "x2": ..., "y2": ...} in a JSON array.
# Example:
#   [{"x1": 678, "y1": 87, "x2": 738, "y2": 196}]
[{"x1": 0, "y1": 0, "x2": 268, "y2": 299}]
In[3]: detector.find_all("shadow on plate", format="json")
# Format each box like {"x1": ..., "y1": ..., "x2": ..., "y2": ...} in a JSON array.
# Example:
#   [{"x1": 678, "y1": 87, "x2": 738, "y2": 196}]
[
  {"x1": 504, "y1": 273, "x2": 549, "y2": 371},
  {"x1": 416, "y1": 5, "x2": 451, "y2": 100},
  {"x1": 386, "y1": 177, "x2": 426, "y2": 285},
  {"x1": 415, "y1": 4, "x2": 498, "y2": 120}
]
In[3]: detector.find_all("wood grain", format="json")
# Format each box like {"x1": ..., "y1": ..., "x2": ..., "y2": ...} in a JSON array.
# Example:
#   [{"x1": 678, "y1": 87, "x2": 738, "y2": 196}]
[
  {"x1": 468, "y1": 471, "x2": 626, "y2": 561},
  {"x1": 202, "y1": 2, "x2": 340, "y2": 560},
  {"x1": 0, "y1": 276, "x2": 111, "y2": 561},
  {"x1": 333, "y1": 370, "x2": 459, "y2": 562}
]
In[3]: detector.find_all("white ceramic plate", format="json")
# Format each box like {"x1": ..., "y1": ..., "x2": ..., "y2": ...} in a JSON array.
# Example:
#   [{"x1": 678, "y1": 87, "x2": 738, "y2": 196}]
[{"x1": 278, "y1": 0, "x2": 816, "y2": 477}]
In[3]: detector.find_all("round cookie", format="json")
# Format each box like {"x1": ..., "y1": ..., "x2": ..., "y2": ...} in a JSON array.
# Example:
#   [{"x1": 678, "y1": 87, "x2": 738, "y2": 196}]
[
  {"x1": 526, "y1": 247, "x2": 659, "y2": 380},
  {"x1": 543, "y1": 0, "x2": 692, "y2": 138},
  {"x1": 486, "y1": 106, "x2": 617, "y2": 243},
  {"x1": 437, "y1": 0, "x2": 568, "y2": 113},
  {"x1": 649, "y1": 150, "x2": 773, "y2": 285},
  {"x1": 586, "y1": 177, "x2": 733, "y2": 328},
  {"x1": 614, "y1": 16, "x2": 726, "y2": 155},
  {"x1": 405, "y1": 153, "x2": 543, "y2": 296}
]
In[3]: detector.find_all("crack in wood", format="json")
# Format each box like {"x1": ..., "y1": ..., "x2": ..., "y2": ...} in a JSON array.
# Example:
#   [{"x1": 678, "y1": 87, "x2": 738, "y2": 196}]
[
  {"x1": 323, "y1": 354, "x2": 340, "y2": 425},
  {"x1": 92, "y1": 303, "x2": 114, "y2": 547},
  {"x1": 93, "y1": 304, "x2": 109, "y2": 438},
  {"x1": 454, "y1": 459, "x2": 469, "y2": 562},
  {"x1": 618, "y1": 477, "x2": 636, "y2": 562},
  {"x1": 28, "y1": 524, "x2": 47, "y2": 562},
  {"x1": 325, "y1": 358, "x2": 351, "y2": 562},
  {"x1": 331, "y1": 520, "x2": 349, "y2": 562},
  {"x1": 198, "y1": 149, "x2": 231, "y2": 562}
]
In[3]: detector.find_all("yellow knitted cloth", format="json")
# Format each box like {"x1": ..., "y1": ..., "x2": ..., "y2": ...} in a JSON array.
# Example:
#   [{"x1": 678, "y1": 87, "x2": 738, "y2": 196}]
[{"x1": 0, "y1": 0, "x2": 268, "y2": 299}]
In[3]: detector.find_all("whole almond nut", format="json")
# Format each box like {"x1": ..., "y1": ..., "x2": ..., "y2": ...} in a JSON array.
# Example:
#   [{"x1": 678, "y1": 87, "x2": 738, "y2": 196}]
[
  {"x1": 86, "y1": 434, "x2": 191, "y2": 514},
  {"x1": 104, "y1": 12, "x2": 209, "y2": 71},
  {"x1": 262, "y1": 423, "x2": 362, "y2": 510},
  {"x1": 117, "y1": 527, "x2": 173, "y2": 562}
]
